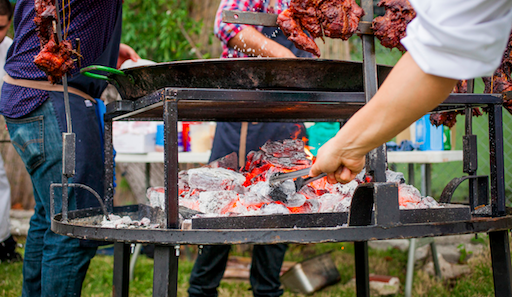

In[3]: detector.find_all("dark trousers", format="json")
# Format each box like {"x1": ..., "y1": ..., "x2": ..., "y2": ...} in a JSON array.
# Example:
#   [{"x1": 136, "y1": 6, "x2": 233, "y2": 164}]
[{"x1": 188, "y1": 244, "x2": 288, "y2": 297}]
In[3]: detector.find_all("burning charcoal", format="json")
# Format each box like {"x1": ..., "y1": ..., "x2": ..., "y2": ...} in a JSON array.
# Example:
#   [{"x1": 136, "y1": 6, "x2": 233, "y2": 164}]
[
  {"x1": 398, "y1": 184, "x2": 422, "y2": 208},
  {"x1": 386, "y1": 170, "x2": 405, "y2": 184},
  {"x1": 146, "y1": 187, "x2": 166, "y2": 210},
  {"x1": 417, "y1": 196, "x2": 441, "y2": 209},
  {"x1": 259, "y1": 203, "x2": 290, "y2": 215},
  {"x1": 178, "y1": 171, "x2": 190, "y2": 193},
  {"x1": 334, "y1": 196, "x2": 352, "y2": 212},
  {"x1": 334, "y1": 180, "x2": 360, "y2": 197},
  {"x1": 188, "y1": 167, "x2": 246, "y2": 193},
  {"x1": 198, "y1": 191, "x2": 239, "y2": 214},
  {"x1": 248, "y1": 181, "x2": 272, "y2": 200},
  {"x1": 285, "y1": 193, "x2": 307, "y2": 208},
  {"x1": 207, "y1": 152, "x2": 239, "y2": 170},
  {"x1": 268, "y1": 179, "x2": 298, "y2": 203},
  {"x1": 259, "y1": 139, "x2": 311, "y2": 168},
  {"x1": 317, "y1": 193, "x2": 345, "y2": 212},
  {"x1": 139, "y1": 217, "x2": 151, "y2": 227}
]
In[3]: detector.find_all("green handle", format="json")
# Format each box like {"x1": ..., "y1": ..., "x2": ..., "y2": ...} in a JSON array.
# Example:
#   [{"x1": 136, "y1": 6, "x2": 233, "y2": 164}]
[{"x1": 80, "y1": 65, "x2": 125, "y2": 80}]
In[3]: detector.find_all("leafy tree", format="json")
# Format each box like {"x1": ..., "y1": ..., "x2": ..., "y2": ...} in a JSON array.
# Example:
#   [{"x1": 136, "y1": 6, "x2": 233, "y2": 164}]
[{"x1": 122, "y1": 0, "x2": 205, "y2": 62}]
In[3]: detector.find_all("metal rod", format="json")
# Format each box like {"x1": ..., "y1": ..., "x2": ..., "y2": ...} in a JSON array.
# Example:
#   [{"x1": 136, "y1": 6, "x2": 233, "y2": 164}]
[
  {"x1": 153, "y1": 245, "x2": 179, "y2": 297},
  {"x1": 354, "y1": 241, "x2": 370, "y2": 297},
  {"x1": 113, "y1": 243, "x2": 130, "y2": 297},
  {"x1": 404, "y1": 238, "x2": 416, "y2": 297},
  {"x1": 104, "y1": 120, "x2": 114, "y2": 213},
  {"x1": 54, "y1": 0, "x2": 72, "y2": 134},
  {"x1": 488, "y1": 104, "x2": 506, "y2": 216},
  {"x1": 361, "y1": 0, "x2": 385, "y2": 182},
  {"x1": 164, "y1": 91, "x2": 179, "y2": 229},
  {"x1": 489, "y1": 230, "x2": 512, "y2": 296}
]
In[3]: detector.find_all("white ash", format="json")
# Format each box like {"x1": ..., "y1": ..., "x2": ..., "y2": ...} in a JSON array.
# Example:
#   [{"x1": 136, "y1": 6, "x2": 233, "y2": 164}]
[
  {"x1": 198, "y1": 191, "x2": 239, "y2": 214},
  {"x1": 187, "y1": 168, "x2": 246, "y2": 192},
  {"x1": 334, "y1": 180, "x2": 359, "y2": 197},
  {"x1": 305, "y1": 199, "x2": 320, "y2": 213},
  {"x1": 259, "y1": 203, "x2": 290, "y2": 215},
  {"x1": 317, "y1": 193, "x2": 346, "y2": 212},
  {"x1": 101, "y1": 214, "x2": 155, "y2": 229},
  {"x1": 386, "y1": 170, "x2": 405, "y2": 183},
  {"x1": 334, "y1": 196, "x2": 353, "y2": 212},
  {"x1": 248, "y1": 181, "x2": 272, "y2": 200},
  {"x1": 146, "y1": 187, "x2": 165, "y2": 210},
  {"x1": 285, "y1": 193, "x2": 307, "y2": 207}
]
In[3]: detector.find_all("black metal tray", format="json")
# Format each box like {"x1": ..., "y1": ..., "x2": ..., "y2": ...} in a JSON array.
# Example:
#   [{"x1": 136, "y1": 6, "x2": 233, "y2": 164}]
[
  {"x1": 108, "y1": 58, "x2": 393, "y2": 100},
  {"x1": 191, "y1": 204, "x2": 471, "y2": 229}
]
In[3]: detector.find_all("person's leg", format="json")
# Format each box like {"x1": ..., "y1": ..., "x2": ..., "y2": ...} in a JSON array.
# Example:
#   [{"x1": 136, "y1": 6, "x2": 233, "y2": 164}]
[
  {"x1": 188, "y1": 245, "x2": 231, "y2": 297},
  {"x1": 250, "y1": 244, "x2": 288, "y2": 297},
  {"x1": 0, "y1": 152, "x2": 21, "y2": 262},
  {"x1": 6, "y1": 98, "x2": 99, "y2": 297}
]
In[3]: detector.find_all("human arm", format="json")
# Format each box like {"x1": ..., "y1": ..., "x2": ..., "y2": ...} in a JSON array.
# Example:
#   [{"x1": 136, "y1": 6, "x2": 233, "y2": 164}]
[
  {"x1": 227, "y1": 26, "x2": 296, "y2": 58},
  {"x1": 117, "y1": 43, "x2": 140, "y2": 69},
  {"x1": 214, "y1": 0, "x2": 296, "y2": 58},
  {"x1": 310, "y1": 0, "x2": 512, "y2": 184},
  {"x1": 310, "y1": 52, "x2": 457, "y2": 184}
]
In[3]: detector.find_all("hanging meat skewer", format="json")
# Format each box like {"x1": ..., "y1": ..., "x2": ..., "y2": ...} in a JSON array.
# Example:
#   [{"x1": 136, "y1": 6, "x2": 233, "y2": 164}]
[
  {"x1": 33, "y1": 0, "x2": 75, "y2": 84},
  {"x1": 372, "y1": 0, "x2": 415, "y2": 52},
  {"x1": 277, "y1": 0, "x2": 364, "y2": 57},
  {"x1": 483, "y1": 31, "x2": 512, "y2": 115}
]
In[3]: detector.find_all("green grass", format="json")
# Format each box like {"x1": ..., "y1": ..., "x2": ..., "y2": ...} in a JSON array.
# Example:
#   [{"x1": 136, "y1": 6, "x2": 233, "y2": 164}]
[{"x1": 0, "y1": 236, "x2": 502, "y2": 296}]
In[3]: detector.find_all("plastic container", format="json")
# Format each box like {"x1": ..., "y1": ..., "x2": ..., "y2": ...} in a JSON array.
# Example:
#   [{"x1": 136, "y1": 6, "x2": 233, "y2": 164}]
[
  {"x1": 280, "y1": 252, "x2": 341, "y2": 295},
  {"x1": 155, "y1": 123, "x2": 183, "y2": 152},
  {"x1": 443, "y1": 125, "x2": 451, "y2": 150},
  {"x1": 415, "y1": 115, "x2": 444, "y2": 151}
]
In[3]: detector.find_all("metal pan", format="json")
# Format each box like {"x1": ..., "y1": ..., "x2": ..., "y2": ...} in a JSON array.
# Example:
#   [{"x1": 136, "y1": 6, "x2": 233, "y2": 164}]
[{"x1": 81, "y1": 58, "x2": 393, "y2": 101}]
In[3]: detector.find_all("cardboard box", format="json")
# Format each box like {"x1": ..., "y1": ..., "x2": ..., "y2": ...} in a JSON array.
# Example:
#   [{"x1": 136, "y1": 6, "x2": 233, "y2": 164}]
[{"x1": 113, "y1": 133, "x2": 156, "y2": 153}]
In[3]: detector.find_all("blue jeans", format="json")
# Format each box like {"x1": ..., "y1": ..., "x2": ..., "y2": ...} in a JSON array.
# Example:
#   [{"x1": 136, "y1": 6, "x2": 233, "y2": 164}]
[
  {"x1": 5, "y1": 93, "x2": 103, "y2": 297},
  {"x1": 188, "y1": 244, "x2": 288, "y2": 297}
]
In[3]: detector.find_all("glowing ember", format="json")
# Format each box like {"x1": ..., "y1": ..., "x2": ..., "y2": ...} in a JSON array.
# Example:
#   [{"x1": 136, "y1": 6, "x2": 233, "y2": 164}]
[{"x1": 146, "y1": 140, "x2": 441, "y2": 217}]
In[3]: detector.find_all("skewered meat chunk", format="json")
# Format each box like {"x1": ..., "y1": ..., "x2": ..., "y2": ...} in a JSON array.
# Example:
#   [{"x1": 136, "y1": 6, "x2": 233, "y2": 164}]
[
  {"x1": 372, "y1": 0, "x2": 416, "y2": 51},
  {"x1": 277, "y1": 9, "x2": 321, "y2": 57},
  {"x1": 319, "y1": 0, "x2": 364, "y2": 40},
  {"x1": 289, "y1": 0, "x2": 323, "y2": 39},
  {"x1": 429, "y1": 80, "x2": 483, "y2": 128},
  {"x1": 483, "y1": 31, "x2": 512, "y2": 114},
  {"x1": 277, "y1": 0, "x2": 364, "y2": 57},
  {"x1": 33, "y1": 0, "x2": 75, "y2": 83},
  {"x1": 34, "y1": 38, "x2": 75, "y2": 84},
  {"x1": 34, "y1": 0, "x2": 56, "y2": 46}
]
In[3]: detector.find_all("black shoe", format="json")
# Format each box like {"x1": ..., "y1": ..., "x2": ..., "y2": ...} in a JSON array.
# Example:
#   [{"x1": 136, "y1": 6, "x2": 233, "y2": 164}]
[{"x1": 0, "y1": 235, "x2": 22, "y2": 263}]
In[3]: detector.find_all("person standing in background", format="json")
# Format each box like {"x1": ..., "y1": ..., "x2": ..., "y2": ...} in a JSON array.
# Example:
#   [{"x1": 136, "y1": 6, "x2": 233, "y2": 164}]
[
  {"x1": 188, "y1": 1, "x2": 309, "y2": 296},
  {"x1": 0, "y1": 0, "x2": 21, "y2": 263},
  {"x1": 0, "y1": 1, "x2": 136, "y2": 296}
]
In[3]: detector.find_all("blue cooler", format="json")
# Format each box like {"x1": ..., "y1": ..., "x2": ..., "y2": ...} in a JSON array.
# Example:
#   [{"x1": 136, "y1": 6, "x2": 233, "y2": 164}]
[{"x1": 415, "y1": 115, "x2": 444, "y2": 151}]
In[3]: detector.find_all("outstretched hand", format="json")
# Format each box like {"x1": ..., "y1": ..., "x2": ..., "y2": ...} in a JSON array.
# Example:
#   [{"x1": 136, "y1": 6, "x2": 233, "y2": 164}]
[
  {"x1": 309, "y1": 135, "x2": 366, "y2": 184},
  {"x1": 117, "y1": 43, "x2": 140, "y2": 69}
]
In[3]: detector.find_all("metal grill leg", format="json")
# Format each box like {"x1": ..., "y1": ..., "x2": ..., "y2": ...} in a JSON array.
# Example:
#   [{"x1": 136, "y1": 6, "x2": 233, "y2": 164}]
[
  {"x1": 153, "y1": 245, "x2": 179, "y2": 297},
  {"x1": 113, "y1": 242, "x2": 130, "y2": 297},
  {"x1": 354, "y1": 241, "x2": 370, "y2": 297},
  {"x1": 489, "y1": 230, "x2": 512, "y2": 297}
]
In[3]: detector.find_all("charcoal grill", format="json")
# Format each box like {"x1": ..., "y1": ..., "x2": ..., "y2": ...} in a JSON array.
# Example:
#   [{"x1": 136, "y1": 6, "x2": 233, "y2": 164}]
[{"x1": 52, "y1": 1, "x2": 512, "y2": 296}]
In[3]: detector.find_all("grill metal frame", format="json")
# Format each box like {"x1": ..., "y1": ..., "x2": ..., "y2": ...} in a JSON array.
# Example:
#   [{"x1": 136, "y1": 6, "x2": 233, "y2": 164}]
[{"x1": 51, "y1": 0, "x2": 512, "y2": 295}]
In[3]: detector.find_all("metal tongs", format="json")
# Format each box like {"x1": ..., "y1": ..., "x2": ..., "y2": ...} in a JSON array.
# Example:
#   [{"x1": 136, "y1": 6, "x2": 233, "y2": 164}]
[{"x1": 269, "y1": 167, "x2": 327, "y2": 192}]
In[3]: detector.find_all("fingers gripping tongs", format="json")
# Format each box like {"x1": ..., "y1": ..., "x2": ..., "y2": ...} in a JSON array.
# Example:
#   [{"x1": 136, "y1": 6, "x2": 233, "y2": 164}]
[{"x1": 268, "y1": 167, "x2": 327, "y2": 192}]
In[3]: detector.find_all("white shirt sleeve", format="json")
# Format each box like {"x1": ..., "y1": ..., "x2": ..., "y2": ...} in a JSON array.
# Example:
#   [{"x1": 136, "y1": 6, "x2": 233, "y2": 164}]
[{"x1": 401, "y1": 0, "x2": 512, "y2": 80}]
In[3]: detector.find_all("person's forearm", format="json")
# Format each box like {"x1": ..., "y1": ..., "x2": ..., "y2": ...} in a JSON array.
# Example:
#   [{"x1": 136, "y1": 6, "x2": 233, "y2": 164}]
[
  {"x1": 227, "y1": 26, "x2": 296, "y2": 58},
  {"x1": 334, "y1": 52, "x2": 457, "y2": 159}
]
